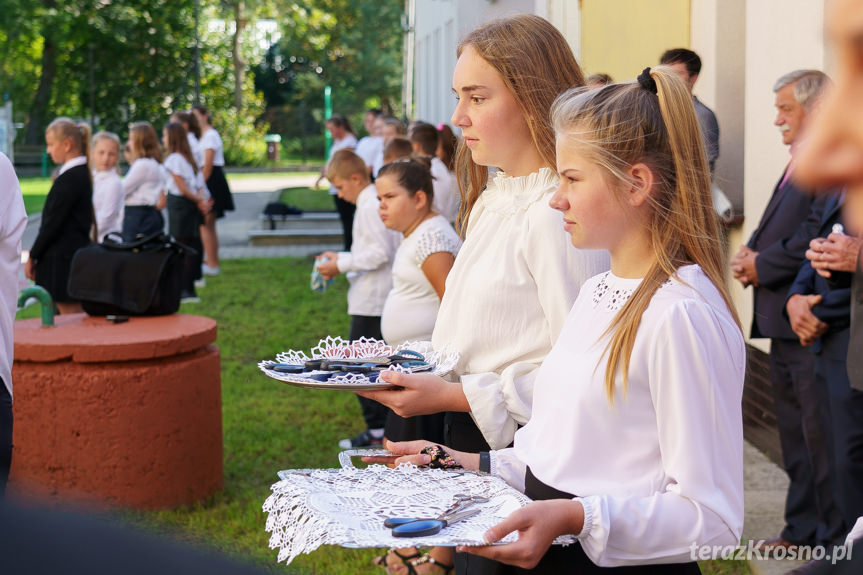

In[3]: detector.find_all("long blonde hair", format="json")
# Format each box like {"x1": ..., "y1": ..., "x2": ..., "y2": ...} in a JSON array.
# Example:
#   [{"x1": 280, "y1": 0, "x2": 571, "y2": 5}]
[
  {"x1": 551, "y1": 67, "x2": 741, "y2": 402},
  {"x1": 453, "y1": 14, "x2": 584, "y2": 235}
]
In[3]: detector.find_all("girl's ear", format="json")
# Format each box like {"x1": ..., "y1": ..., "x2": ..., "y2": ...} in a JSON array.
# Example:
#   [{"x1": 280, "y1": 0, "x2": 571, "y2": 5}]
[
  {"x1": 414, "y1": 190, "x2": 429, "y2": 211},
  {"x1": 626, "y1": 162, "x2": 655, "y2": 207}
]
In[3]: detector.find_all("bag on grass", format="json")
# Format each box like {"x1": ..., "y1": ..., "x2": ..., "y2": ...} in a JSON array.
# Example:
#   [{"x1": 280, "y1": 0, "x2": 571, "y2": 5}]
[{"x1": 67, "y1": 232, "x2": 188, "y2": 316}]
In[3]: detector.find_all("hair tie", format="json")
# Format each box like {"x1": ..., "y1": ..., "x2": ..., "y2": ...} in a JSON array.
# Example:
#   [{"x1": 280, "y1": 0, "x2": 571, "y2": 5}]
[{"x1": 637, "y1": 67, "x2": 658, "y2": 95}]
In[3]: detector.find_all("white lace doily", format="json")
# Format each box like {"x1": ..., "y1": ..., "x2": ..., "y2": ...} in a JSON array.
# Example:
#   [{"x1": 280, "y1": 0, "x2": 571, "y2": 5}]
[
  {"x1": 258, "y1": 337, "x2": 460, "y2": 389},
  {"x1": 263, "y1": 464, "x2": 575, "y2": 564}
]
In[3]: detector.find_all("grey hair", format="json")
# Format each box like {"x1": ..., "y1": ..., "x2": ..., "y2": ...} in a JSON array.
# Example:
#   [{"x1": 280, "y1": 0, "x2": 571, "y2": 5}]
[{"x1": 773, "y1": 69, "x2": 830, "y2": 111}]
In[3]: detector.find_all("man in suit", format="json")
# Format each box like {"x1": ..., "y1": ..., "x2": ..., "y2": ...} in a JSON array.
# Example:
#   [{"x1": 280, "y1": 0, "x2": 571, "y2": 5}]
[
  {"x1": 788, "y1": 192, "x2": 863, "y2": 536},
  {"x1": 731, "y1": 69, "x2": 845, "y2": 549}
]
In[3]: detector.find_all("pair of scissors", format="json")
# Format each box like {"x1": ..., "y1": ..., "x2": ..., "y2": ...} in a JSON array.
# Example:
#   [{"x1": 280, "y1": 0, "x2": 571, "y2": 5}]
[{"x1": 384, "y1": 494, "x2": 489, "y2": 537}]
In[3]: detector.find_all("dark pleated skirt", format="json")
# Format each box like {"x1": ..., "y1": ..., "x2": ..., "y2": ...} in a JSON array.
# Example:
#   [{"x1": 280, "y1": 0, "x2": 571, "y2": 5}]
[
  {"x1": 206, "y1": 165, "x2": 234, "y2": 218},
  {"x1": 35, "y1": 249, "x2": 82, "y2": 303},
  {"x1": 167, "y1": 195, "x2": 203, "y2": 238}
]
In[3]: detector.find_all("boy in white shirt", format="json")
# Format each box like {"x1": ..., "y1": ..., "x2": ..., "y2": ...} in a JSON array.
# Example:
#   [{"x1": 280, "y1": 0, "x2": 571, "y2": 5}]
[{"x1": 316, "y1": 150, "x2": 400, "y2": 448}]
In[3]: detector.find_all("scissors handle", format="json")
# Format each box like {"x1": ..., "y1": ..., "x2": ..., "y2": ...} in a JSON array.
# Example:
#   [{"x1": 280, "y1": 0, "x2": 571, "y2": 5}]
[{"x1": 391, "y1": 507, "x2": 481, "y2": 538}]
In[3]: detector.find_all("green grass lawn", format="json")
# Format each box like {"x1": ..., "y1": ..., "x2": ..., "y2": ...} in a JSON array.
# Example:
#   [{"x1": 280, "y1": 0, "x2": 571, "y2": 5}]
[
  {"x1": 226, "y1": 171, "x2": 320, "y2": 181},
  {"x1": 14, "y1": 257, "x2": 750, "y2": 575},
  {"x1": 19, "y1": 177, "x2": 52, "y2": 215},
  {"x1": 278, "y1": 187, "x2": 337, "y2": 212}
]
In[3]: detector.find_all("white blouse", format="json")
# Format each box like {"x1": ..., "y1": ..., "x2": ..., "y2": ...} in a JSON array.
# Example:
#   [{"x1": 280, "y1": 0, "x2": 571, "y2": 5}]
[
  {"x1": 431, "y1": 167, "x2": 609, "y2": 449},
  {"x1": 494, "y1": 265, "x2": 745, "y2": 567},
  {"x1": 327, "y1": 134, "x2": 358, "y2": 196},
  {"x1": 163, "y1": 153, "x2": 204, "y2": 198},
  {"x1": 92, "y1": 169, "x2": 124, "y2": 241},
  {"x1": 122, "y1": 158, "x2": 165, "y2": 207},
  {"x1": 335, "y1": 184, "x2": 401, "y2": 317},
  {"x1": 381, "y1": 215, "x2": 461, "y2": 346},
  {"x1": 0, "y1": 152, "x2": 27, "y2": 398},
  {"x1": 199, "y1": 128, "x2": 225, "y2": 166}
]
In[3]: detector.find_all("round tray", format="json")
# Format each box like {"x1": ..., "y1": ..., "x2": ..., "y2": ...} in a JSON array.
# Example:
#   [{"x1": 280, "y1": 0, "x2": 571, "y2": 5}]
[{"x1": 258, "y1": 337, "x2": 459, "y2": 391}]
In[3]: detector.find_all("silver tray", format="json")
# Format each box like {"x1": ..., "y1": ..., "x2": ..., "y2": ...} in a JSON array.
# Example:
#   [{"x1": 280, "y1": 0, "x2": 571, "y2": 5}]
[{"x1": 258, "y1": 337, "x2": 459, "y2": 391}]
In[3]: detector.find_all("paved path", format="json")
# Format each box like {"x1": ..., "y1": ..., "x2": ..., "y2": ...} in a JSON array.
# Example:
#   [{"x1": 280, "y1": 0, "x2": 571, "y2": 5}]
[{"x1": 19, "y1": 172, "x2": 804, "y2": 574}]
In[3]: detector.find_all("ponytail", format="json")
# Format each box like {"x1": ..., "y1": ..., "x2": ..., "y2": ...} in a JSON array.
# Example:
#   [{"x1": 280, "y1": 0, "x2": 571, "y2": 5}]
[
  {"x1": 551, "y1": 67, "x2": 739, "y2": 404},
  {"x1": 46, "y1": 117, "x2": 90, "y2": 159},
  {"x1": 77, "y1": 122, "x2": 91, "y2": 159}
]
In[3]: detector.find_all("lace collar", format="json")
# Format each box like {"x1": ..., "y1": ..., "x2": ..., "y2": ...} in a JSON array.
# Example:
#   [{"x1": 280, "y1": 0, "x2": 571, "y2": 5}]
[{"x1": 478, "y1": 167, "x2": 558, "y2": 216}]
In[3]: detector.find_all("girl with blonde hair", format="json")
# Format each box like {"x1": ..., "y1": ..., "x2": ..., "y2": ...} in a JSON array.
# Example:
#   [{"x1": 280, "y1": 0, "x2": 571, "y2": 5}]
[
  {"x1": 90, "y1": 131, "x2": 124, "y2": 242},
  {"x1": 359, "y1": 14, "x2": 608, "y2": 575},
  {"x1": 122, "y1": 121, "x2": 166, "y2": 241},
  {"x1": 378, "y1": 67, "x2": 745, "y2": 573},
  {"x1": 26, "y1": 118, "x2": 92, "y2": 314}
]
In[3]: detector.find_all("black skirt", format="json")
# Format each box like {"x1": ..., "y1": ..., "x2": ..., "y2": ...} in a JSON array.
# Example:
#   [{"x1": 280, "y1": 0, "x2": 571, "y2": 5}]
[
  {"x1": 206, "y1": 165, "x2": 234, "y2": 218},
  {"x1": 167, "y1": 195, "x2": 202, "y2": 238},
  {"x1": 35, "y1": 249, "x2": 83, "y2": 303}
]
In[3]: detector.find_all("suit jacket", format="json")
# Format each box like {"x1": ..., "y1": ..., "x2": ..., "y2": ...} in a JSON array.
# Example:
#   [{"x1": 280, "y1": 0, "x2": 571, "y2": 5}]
[
  {"x1": 786, "y1": 192, "x2": 850, "y2": 358},
  {"x1": 29, "y1": 164, "x2": 92, "y2": 261},
  {"x1": 747, "y1": 168, "x2": 828, "y2": 340}
]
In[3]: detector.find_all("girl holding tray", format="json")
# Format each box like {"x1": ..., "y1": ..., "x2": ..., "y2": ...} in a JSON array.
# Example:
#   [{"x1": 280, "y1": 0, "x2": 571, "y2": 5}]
[
  {"x1": 372, "y1": 68, "x2": 745, "y2": 573},
  {"x1": 360, "y1": 14, "x2": 609, "y2": 574}
]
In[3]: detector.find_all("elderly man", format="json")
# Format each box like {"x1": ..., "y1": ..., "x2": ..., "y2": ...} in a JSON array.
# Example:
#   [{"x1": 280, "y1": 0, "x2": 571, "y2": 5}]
[{"x1": 731, "y1": 70, "x2": 845, "y2": 550}]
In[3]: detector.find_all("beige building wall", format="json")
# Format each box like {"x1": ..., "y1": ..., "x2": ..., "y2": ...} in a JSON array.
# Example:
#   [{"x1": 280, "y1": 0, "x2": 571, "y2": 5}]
[{"x1": 578, "y1": 0, "x2": 690, "y2": 82}]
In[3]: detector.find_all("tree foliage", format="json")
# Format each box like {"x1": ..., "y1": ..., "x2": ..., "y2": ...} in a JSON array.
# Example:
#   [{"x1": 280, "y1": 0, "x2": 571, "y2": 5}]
[{"x1": 0, "y1": 0, "x2": 404, "y2": 162}]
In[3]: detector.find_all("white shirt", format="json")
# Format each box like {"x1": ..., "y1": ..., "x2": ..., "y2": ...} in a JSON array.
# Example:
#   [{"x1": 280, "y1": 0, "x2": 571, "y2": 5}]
[
  {"x1": 430, "y1": 157, "x2": 459, "y2": 224},
  {"x1": 431, "y1": 167, "x2": 609, "y2": 449},
  {"x1": 327, "y1": 134, "x2": 358, "y2": 196},
  {"x1": 355, "y1": 135, "x2": 382, "y2": 170},
  {"x1": 336, "y1": 184, "x2": 401, "y2": 316},
  {"x1": 381, "y1": 215, "x2": 461, "y2": 345},
  {"x1": 163, "y1": 153, "x2": 204, "y2": 198},
  {"x1": 122, "y1": 158, "x2": 165, "y2": 207},
  {"x1": 0, "y1": 153, "x2": 27, "y2": 398},
  {"x1": 58, "y1": 155, "x2": 88, "y2": 176},
  {"x1": 494, "y1": 265, "x2": 745, "y2": 567},
  {"x1": 199, "y1": 128, "x2": 225, "y2": 166},
  {"x1": 92, "y1": 169, "x2": 124, "y2": 241},
  {"x1": 186, "y1": 133, "x2": 211, "y2": 200}
]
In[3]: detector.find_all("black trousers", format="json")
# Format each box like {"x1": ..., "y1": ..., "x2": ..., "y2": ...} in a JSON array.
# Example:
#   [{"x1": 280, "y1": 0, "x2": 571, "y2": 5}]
[
  {"x1": 0, "y1": 379, "x2": 11, "y2": 499},
  {"x1": 816, "y1": 329, "x2": 863, "y2": 532},
  {"x1": 349, "y1": 315, "x2": 387, "y2": 429},
  {"x1": 770, "y1": 338, "x2": 845, "y2": 545},
  {"x1": 333, "y1": 195, "x2": 355, "y2": 251}
]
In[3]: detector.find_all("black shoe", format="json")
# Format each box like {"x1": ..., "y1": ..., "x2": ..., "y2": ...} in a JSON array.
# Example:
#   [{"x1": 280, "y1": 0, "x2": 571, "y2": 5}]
[{"x1": 338, "y1": 429, "x2": 383, "y2": 449}]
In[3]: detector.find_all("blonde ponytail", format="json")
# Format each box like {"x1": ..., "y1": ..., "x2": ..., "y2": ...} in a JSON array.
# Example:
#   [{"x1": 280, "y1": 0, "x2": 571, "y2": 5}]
[{"x1": 551, "y1": 67, "x2": 740, "y2": 404}]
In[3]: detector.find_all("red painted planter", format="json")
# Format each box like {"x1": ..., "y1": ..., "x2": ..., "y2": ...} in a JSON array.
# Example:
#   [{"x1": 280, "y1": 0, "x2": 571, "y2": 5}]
[{"x1": 9, "y1": 313, "x2": 223, "y2": 509}]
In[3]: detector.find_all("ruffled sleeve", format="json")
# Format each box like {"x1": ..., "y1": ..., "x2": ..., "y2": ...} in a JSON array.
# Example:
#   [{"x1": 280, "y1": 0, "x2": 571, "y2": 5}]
[{"x1": 414, "y1": 226, "x2": 461, "y2": 265}]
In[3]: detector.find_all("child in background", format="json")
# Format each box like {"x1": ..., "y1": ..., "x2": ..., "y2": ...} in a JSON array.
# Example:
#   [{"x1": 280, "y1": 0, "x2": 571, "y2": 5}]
[
  {"x1": 382, "y1": 137, "x2": 414, "y2": 165},
  {"x1": 90, "y1": 131, "x2": 124, "y2": 242},
  {"x1": 122, "y1": 121, "x2": 166, "y2": 241},
  {"x1": 436, "y1": 124, "x2": 457, "y2": 172},
  {"x1": 410, "y1": 122, "x2": 459, "y2": 224},
  {"x1": 377, "y1": 158, "x2": 461, "y2": 440},
  {"x1": 375, "y1": 158, "x2": 462, "y2": 575},
  {"x1": 193, "y1": 104, "x2": 235, "y2": 276},
  {"x1": 315, "y1": 149, "x2": 400, "y2": 449},
  {"x1": 372, "y1": 117, "x2": 406, "y2": 176},
  {"x1": 162, "y1": 122, "x2": 209, "y2": 303},
  {"x1": 26, "y1": 118, "x2": 93, "y2": 315},
  {"x1": 381, "y1": 68, "x2": 745, "y2": 574}
]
